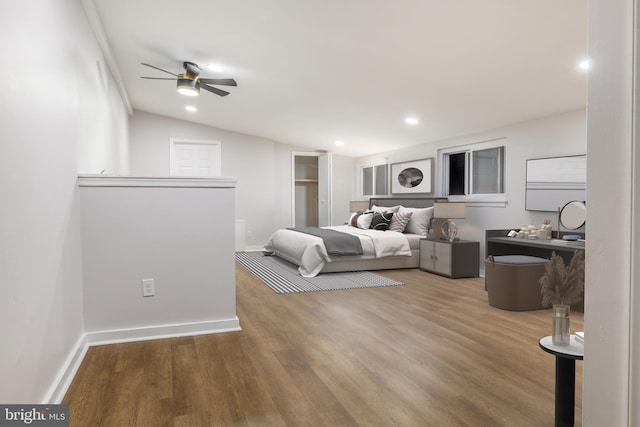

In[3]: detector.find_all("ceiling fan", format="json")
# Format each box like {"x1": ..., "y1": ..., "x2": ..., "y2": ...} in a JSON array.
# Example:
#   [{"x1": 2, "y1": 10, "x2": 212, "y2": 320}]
[{"x1": 141, "y1": 61, "x2": 237, "y2": 97}]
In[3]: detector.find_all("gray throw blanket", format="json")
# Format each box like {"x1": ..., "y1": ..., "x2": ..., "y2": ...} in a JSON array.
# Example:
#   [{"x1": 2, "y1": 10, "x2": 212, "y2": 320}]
[{"x1": 287, "y1": 227, "x2": 364, "y2": 256}]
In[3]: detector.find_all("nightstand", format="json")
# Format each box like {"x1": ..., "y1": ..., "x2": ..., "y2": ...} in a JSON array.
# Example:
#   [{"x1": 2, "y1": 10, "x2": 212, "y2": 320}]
[{"x1": 419, "y1": 239, "x2": 479, "y2": 278}]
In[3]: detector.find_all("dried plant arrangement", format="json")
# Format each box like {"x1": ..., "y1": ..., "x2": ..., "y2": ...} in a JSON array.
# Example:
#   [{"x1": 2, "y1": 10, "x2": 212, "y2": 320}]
[{"x1": 539, "y1": 251, "x2": 585, "y2": 307}]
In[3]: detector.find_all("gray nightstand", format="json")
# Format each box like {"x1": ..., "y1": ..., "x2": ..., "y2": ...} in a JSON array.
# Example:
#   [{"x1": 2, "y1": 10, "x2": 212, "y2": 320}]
[{"x1": 419, "y1": 239, "x2": 479, "y2": 278}]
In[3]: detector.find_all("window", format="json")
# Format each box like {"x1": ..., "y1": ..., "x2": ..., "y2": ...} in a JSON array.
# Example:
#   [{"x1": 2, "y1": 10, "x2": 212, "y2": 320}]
[
  {"x1": 361, "y1": 164, "x2": 388, "y2": 196},
  {"x1": 169, "y1": 138, "x2": 221, "y2": 177},
  {"x1": 362, "y1": 166, "x2": 374, "y2": 195},
  {"x1": 441, "y1": 142, "x2": 505, "y2": 197},
  {"x1": 472, "y1": 147, "x2": 504, "y2": 194}
]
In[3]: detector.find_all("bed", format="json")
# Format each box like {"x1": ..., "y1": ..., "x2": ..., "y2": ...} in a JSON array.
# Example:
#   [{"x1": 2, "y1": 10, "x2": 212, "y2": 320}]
[{"x1": 264, "y1": 197, "x2": 442, "y2": 277}]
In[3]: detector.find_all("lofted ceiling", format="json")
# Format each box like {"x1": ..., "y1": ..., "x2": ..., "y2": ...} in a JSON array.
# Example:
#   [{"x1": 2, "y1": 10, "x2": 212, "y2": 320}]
[{"x1": 92, "y1": 0, "x2": 587, "y2": 157}]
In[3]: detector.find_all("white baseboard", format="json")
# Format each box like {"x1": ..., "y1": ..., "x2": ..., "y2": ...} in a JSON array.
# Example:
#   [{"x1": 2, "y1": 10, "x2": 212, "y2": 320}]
[
  {"x1": 44, "y1": 334, "x2": 89, "y2": 404},
  {"x1": 45, "y1": 317, "x2": 241, "y2": 403},
  {"x1": 85, "y1": 317, "x2": 241, "y2": 346}
]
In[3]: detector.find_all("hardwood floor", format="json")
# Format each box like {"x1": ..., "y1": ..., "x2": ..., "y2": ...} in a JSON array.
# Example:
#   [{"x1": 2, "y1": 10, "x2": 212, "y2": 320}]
[{"x1": 63, "y1": 265, "x2": 583, "y2": 426}]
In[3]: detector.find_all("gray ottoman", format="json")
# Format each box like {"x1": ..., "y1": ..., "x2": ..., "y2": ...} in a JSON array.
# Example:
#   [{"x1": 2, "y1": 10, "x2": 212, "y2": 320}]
[{"x1": 485, "y1": 255, "x2": 548, "y2": 311}]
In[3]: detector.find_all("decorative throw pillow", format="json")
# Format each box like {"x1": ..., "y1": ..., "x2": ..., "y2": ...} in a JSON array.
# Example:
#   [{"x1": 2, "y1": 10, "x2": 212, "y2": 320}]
[
  {"x1": 399, "y1": 206, "x2": 434, "y2": 236},
  {"x1": 388, "y1": 210, "x2": 413, "y2": 232},
  {"x1": 348, "y1": 212, "x2": 361, "y2": 227},
  {"x1": 369, "y1": 211, "x2": 394, "y2": 231},
  {"x1": 356, "y1": 212, "x2": 374, "y2": 229}
]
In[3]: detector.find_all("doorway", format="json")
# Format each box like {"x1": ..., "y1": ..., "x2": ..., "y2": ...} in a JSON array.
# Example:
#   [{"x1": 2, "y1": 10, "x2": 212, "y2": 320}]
[{"x1": 292, "y1": 152, "x2": 331, "y2": 227}]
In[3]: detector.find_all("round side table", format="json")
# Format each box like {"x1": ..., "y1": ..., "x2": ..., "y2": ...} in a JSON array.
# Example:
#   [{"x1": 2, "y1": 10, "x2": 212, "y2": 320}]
[{"x1": 539, "y1": 335, "x2": 584, "y2": 427}]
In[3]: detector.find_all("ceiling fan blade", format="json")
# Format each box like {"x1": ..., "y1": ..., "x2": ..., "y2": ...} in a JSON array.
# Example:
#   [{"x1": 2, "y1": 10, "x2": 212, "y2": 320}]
[
  {"x1": 141, "y1": 77, "x2": 177, "y2": 80},
  {"x1": 198, "y1": 78, "x2": 237, "y2": 87},
  {"x1": 200, "y1": 84, "x2": 230, "y2": 97},
  {"x1": 141, "y1": 63, "x2": 178, "y2": 77}
]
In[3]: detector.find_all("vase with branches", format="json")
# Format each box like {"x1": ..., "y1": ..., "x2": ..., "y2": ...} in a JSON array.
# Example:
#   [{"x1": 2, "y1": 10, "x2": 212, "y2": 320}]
[{"x1": 539, "y1": 251, "x2": 585, "y2": 345}]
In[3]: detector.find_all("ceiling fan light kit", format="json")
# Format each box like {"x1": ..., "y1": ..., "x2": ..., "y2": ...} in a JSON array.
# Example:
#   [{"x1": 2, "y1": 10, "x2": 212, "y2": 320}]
[
  {"x1": 141, "y1": 61, "x2": 237, "y2": 98},
  {"x1": 177, "y1": 77, "x2": 200, "y2": 96}
]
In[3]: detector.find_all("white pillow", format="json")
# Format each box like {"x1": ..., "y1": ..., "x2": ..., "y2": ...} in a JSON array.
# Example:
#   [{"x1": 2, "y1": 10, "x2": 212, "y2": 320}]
[
  {"x1": 356, "y1": 212, "x2": 374, "y2": 229},
  {"x1": 399, "y1": 206, "x2": 434, "y2": 236},
  {"x1": 371, "y1": 204, "x2": 401, "y2": 213}
]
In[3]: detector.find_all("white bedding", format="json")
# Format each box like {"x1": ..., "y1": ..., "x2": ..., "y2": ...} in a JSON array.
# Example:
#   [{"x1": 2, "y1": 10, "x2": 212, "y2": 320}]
[{"x1": 265, "y1": 225, "x2": 413, "y2": 277}]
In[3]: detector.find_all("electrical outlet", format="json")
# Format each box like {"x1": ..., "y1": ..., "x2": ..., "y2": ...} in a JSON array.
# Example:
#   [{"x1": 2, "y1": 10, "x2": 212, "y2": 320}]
[{"x1": 142, "y1": 279, "x2": 155, "y2": 297}]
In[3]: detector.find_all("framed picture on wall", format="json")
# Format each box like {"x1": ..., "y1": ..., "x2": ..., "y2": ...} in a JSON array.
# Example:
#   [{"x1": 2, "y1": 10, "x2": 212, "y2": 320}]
[{"x1": 390, "y1": 158, "x2": 433, "y2": 194}]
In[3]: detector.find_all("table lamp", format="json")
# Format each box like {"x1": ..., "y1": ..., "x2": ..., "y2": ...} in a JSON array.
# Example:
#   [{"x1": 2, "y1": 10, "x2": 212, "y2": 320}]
[{"x1": 432, "y1": 201, "x2": 466, "y2": 241}]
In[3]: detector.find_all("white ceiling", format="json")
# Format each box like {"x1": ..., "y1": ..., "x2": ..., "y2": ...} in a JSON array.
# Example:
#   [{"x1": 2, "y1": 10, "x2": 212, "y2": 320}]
[{"x1": 92, "y1": 0, "x2": 587, "y2": 157}]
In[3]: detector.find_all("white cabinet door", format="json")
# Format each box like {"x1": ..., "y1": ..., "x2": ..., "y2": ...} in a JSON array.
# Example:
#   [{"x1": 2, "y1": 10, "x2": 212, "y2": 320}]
[
  {"x1": 420, "y1": 240, "x2": 452, "y2": 277},
  {"x1": 420, "y1": 241, "x2": 435, "y2": 271},
  {"x1": 433, "y1": 242, "x2": 452, "y2": 276}
]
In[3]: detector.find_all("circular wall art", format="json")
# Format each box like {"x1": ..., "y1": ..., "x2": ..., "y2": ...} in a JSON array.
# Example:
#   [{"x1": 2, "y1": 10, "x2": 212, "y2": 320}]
[
  {"x1": 397, "y1": 167, "x2": 423, "y2": 188},
  {"x1": 390, "y1": 158, "x2": 433, "y2": 194}
]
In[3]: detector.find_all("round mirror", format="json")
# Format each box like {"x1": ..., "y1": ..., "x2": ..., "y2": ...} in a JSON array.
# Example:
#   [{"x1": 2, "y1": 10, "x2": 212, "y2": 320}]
[{"x1": 559, "y1": 200, "x2": 586, "y2": 230}]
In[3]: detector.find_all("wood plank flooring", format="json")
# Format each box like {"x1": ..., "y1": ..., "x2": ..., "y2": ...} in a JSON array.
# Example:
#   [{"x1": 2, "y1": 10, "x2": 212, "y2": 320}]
[{"x1": 63, "y1": 265, "x2": 583, "y2": 426}]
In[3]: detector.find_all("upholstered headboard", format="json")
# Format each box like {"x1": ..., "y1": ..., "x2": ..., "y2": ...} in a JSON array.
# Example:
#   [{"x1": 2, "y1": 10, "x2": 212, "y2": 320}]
[{"x1": 368, "y1": 197, "x2": 444, "y2": 209}]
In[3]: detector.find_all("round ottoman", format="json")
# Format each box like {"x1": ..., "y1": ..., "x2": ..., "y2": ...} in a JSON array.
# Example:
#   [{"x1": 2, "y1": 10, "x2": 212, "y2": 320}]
[{"x1": 485, "y1": 255, "x2": 548, "y2": 311}]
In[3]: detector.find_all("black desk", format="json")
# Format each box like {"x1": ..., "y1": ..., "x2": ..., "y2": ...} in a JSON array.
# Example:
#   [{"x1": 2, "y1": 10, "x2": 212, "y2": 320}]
[
  {"x1": 485, "y1": 230, "x2": 586, "y2": 312},
  {"x1": 486, "y1": 230, "x2": 585, "y2": 265},
  {"x1": 539, "y1": 335, "x2": 584, "y2": 427}
]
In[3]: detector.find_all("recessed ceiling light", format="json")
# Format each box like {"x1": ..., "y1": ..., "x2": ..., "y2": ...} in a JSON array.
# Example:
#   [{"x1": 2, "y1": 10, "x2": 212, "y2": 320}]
[
  {"x1": 334, "y1": 140, "x2": 344, "y2": 146},
  {"x1": 208, "y1": 64, "x2": 224, "y2": 73},
  {"x1": 405, "y1": 117, "x2": 419, "y2": 125},
  {"x1": 185, "y1": 105, "x2": 197, "y2": 112},
  {"x1": 578, "y1": 59, "x2": 591, "y2": 71}
]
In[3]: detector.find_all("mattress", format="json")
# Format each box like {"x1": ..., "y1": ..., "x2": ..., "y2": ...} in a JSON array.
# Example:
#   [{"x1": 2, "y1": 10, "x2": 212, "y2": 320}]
[{"x1": 265, "y1": 225, "x2": 422, "y2": 277}]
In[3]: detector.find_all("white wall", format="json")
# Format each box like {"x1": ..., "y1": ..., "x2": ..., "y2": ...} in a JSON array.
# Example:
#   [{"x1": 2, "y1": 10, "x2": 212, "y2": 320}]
[
  {"x1": 129, "y1": 111, "x2": 278, "y2": 249},
  {"x1": 583, "y1": 0, "x2": 637, "y2": 425},
  {"x1": 0, "y1": 0, "x2": 129, "y2": 403},
  {"x1": 356, "y1": 109, "x2": 587, "y2": 264},
  {"x1": 332, "y1": 154, "x2": 357, "y2": 224},
  {"x1": 129, "y1": 111, "x2": 354, "y2": 248},
  {"x1": 79, "y1": 177, "x2": 239, "y2": 341}
]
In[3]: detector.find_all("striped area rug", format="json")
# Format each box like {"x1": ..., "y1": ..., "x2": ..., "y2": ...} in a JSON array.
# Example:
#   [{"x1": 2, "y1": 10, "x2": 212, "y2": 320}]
[{"x1": 235, "y1": 251, "x2": 404, "y2": 294}]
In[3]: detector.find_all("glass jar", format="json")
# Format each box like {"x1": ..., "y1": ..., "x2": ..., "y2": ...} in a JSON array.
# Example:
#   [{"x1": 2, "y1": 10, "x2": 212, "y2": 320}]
[
  {"x1": 541, "y1": 219, "x2": 553, "y2": 240},
  {"x1": 552, "y1": 305, "x2": 570, "y2": 345}
]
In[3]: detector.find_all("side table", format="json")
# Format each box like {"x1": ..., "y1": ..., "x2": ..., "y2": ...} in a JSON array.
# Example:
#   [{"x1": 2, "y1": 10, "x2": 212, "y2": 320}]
[
  {"x1": 419, "y1": 239, "x2": 479, "y2": 278},
  {"x1": 539, "y1": 335, "x2": 584, "y2": 427}
]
